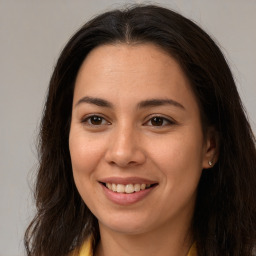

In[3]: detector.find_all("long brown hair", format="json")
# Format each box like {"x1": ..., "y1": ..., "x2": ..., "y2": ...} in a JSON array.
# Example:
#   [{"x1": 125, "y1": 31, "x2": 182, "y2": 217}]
[{"x1": 25, "y1": 5, "x2": 256, "y2": 256}]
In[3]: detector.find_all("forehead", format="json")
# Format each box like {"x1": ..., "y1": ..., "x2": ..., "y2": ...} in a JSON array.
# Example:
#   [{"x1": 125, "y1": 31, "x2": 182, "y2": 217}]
[
  {"x1": 73, "y1": 43, "x2": 199, "y2": 113},
  {"x1": 78, "y1": 43, "x2": 178, "y2": 73},
  {"x1": 75, "y1": 43, "x2": 190, "y2": 91}
]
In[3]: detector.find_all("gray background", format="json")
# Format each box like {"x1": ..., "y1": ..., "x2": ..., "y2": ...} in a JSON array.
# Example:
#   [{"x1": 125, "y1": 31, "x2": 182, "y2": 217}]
[{"x1": 0, "y1": 0, "x2": 255, "y2": 255}]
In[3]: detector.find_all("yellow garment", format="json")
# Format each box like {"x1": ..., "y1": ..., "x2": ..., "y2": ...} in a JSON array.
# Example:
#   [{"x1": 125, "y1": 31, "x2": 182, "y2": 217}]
[
  {"x1": 77, "y1": 238, "x2": 92, "y2": 256},
  {"x1": 187, "y1": 243, "x2": 197, "y2": 256},
  {"x1": 75, "y1": 238, "x2": 197, "y2": 256}
]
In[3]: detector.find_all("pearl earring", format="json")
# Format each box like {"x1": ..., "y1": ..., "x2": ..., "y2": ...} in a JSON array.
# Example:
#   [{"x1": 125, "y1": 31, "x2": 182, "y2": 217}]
[{"x1": 208, "y1": 160, "x2": 213, "y2": 166}]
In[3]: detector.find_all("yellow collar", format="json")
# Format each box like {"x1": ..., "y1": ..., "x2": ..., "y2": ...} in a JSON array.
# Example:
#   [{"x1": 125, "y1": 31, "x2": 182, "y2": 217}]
[
  {"x1": 187, "y1": 243, "x2": 197, "y2": 256},
  {"x1": 75, "y1": 238, "x2": 197, "y2": 256},
  {"x1": 77, "y1": 238, "x2": 92, "y2": 256}
]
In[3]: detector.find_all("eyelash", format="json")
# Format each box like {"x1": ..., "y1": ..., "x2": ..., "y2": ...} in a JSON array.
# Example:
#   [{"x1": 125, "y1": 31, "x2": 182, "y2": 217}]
[
  {"x1": 81, "y1": 114, "x2": 175, "y2": 127},
  {"x1": 81, "y1": 115, "x2": 110, "y2": 127},
  {"x1": 144, "y1": 115, "x2": 175, "y2": 127}
]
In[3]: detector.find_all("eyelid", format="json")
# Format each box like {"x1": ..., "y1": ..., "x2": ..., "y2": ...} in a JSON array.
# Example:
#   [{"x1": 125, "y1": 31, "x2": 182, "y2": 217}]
[
  {"x1": 80, "y1": 113, "x2": 176, "y2": 127},
  {"x1": 143, "y1": 114, "x2": 176, "y2": 126},
  {"x1": 81, "y1": 114, "x2": 111, "y2": 126}
]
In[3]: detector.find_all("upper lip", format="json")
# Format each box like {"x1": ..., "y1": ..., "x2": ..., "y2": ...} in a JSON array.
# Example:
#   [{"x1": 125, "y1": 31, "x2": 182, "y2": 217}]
[{"x1": 99, "y1": 176, "x2": 158, "y2": 185}]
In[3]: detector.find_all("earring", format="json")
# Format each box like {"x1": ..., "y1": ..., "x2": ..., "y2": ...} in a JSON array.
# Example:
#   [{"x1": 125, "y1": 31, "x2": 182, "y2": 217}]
[{"x1": 208, "y1": 160, "x2": 213, "y2": 166}]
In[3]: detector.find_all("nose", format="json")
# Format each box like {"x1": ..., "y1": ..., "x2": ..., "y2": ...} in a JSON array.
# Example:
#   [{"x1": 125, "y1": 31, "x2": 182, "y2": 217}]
[{"x1": 104, "y1": 125, "x2": 146, "y2": 168}]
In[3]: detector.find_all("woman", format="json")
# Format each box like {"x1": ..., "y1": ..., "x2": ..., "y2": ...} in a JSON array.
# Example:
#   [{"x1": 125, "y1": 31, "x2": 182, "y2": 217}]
[{"x1": 24, "y1": 4, "x2": 256, "y2": 256}]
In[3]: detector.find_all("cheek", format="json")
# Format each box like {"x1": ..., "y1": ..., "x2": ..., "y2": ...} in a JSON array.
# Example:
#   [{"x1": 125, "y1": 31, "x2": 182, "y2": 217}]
[
  {"x1": 69, "y1": 129, "x2": 105, "y2": 184},
  {"x1": 69, "y1": 131, "x2": 107, "y2": 210},
  {"x1": 149, "y1": 129, "x2": 204, "y2": 185}
]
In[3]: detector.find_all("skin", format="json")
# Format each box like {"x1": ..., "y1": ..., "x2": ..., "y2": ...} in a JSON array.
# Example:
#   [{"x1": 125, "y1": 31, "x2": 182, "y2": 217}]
[{"x1": 69, "y1": 43, "x2": 217, "y2": 256}]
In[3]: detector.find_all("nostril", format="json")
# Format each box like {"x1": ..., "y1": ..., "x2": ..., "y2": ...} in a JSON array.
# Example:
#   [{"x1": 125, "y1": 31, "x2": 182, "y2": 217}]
[
  {"x1": 104, "y1": 138, "x2": 146, "y2": 167},
  {"x1": 108, "y1": 159, "x2": 140, "y2": 168}
]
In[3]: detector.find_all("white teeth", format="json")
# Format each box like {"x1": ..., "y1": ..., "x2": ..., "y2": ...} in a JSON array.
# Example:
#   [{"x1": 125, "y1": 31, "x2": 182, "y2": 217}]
[
  {"x1": 125, "y1": 184, "x2": 134, "y2": 193},
  {"x1": 141, "y1": 184, "x2": 146, "y2": 190},
  {"x1": 105, "y1": 183, "x2": 151, "y2": 193},
  {"x1": 134, "y1": 184, "x2": 141, "y2": 192},
  {"x1": 116, "y1": 184, "x2": 125, "y2": 193},
  {"x1": 112, "y1": 183, "x2": 117, "y2": 192}
]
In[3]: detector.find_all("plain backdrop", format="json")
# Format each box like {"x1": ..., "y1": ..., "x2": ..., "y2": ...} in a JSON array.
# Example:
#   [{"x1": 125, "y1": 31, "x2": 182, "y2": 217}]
[{"x1": 0, "y1": 0, "x2": 255, "y2": 255}]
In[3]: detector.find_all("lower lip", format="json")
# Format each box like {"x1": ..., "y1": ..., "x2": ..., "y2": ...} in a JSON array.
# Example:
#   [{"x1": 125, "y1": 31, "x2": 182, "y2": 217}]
[{"x1": 101, "y1": 183, "x2": 156, "y2": 205}]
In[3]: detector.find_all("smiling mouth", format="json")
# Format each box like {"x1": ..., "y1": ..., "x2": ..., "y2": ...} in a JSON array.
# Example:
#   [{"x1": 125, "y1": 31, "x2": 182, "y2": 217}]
[{"x1": 102, "y1": 183, "x2": 157, "y2": 194}]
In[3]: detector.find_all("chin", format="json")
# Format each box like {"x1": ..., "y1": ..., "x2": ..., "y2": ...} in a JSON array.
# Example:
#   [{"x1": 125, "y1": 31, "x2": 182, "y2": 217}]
[{"x1": 98, "y1": 214, "x2": 153, "y2": 235}]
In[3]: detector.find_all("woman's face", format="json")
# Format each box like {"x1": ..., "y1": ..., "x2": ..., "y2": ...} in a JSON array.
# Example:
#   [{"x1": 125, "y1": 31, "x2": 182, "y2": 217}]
[{"x1": 69, "y1": 43, "x2": 214, "y2": 235}]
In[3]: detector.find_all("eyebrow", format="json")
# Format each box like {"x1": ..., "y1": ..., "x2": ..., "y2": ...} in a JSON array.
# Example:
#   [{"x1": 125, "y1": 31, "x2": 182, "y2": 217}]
[
  {"x1": 137, "y1": 99, "x2": 185, "y2": 110},
  {"x1": 75, "y1": 96, "x2": 113, "y2": 108},
  {"x1": 75, "y1": 96, "x2": 185, "y2": 110}
]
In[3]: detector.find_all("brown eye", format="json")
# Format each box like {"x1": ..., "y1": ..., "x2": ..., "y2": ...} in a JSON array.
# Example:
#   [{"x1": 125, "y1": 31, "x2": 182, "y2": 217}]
[
  {"x1": 151, "y1": 117, "x2": 164, "y2": 126},
  {"x1": 90, "y1": 116, "x2": 104, "y2": 125},
  {"x1": 82, "y1": 115, "x2": 109, "y2": 126},
  {"x1": 145, "y1": 116, "x2": 174, "y2": 127}
]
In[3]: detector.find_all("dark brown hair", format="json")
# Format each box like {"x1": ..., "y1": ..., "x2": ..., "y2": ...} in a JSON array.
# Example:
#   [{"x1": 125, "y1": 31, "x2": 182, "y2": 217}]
[{"x1": 25, "y1": 4, "x2": 256, "y2": 256}]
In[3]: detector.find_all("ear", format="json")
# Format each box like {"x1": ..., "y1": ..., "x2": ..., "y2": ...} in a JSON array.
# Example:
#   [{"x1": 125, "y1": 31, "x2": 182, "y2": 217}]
[{"x1": 202, "y1": 126, "x2": 219, "y2": 169}]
